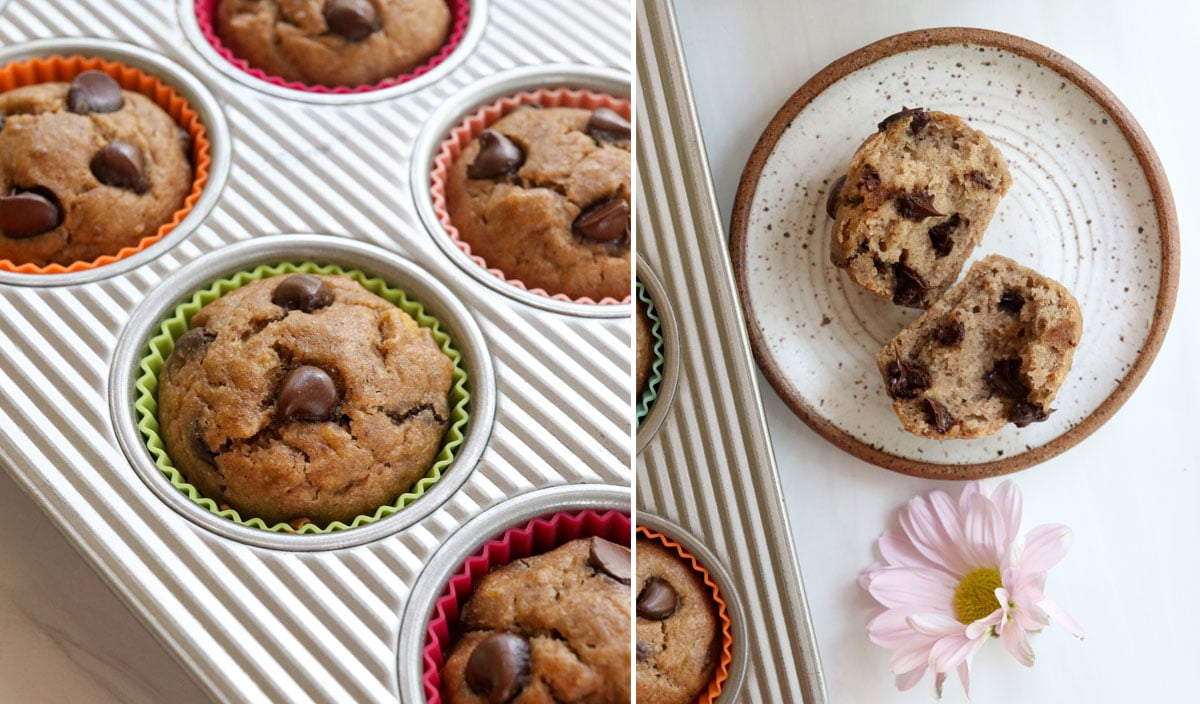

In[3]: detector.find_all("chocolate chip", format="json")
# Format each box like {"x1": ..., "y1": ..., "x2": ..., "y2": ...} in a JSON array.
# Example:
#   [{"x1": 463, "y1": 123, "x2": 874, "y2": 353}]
[
  {"x1": 1011, "y1": 401, "x2": 1053, "y2": 427},
  {"x1": 465, "y1": 633, "x2": 530, "y2": 703},
  {"x1": 324, "y1": 0, "x2": 381, "y2": 42},
  {"x1": 985, "y1": 358, "x2": 1026, "y2": 399},
  {"x1": 895, "y1": 190, "x2": 943, "y2": 221},
  {"x1": 587, "y1": 537, "x2": 631, "y2": 584},
  {"x1": 970, "y1": 170, "x2": 993, "y2": 190},
  {"x1": 66, "y1": 70, "x2": 124, "y2": 114},
  {"x1": 171, "y1": 327, "x2": 214, "y2": 365},
  {"x1": 272, "y1": 274, "x2": 334, "y2": 313},
  {"x1": 636, "y1": 577, "x2": 679, "y2": 620},
  {"x1": 0, "y1": 190, "x2": 62, "y2": 239},
  {"x1": 826, "y1": 174, "x2": 846, "y2": 219},
  {"x1": 927, "y1": 213, "x2": 962, "y2": 258},
  {"x1": 932, "y1": 319, "x2": 964, "y2": 347},
  {"x1": 190, "y1": 420, "x2": 215, "y2": 465},
  {"x1": 892, "y1": 262, "x2": 931, "y2": 307},
  {"x1": 91, "y1": 142, "x2": 148, "y2": 193},
  {"x1": 636, "y1": 641, "x2": 655, "y2": 663},
  {"x1": 998, "y1": 290, "x2": 1025, "y2": 314},
  {"x1": 276, "y1": 365, "x2": 340, "y2": 422},
  {"x1": 467, "y1": 129, "x2": 524, "y2": 179},
  {"x1": 885, "y1": 358, "x2": 931, "y2": 399},
  {"x1": 0, "y1": 115, "x2": 6, "y2": 132},
  {"x1": 925, "y1": 399, "x2": 958, "y2": 434},
  {"x1": 573, "y1": 198, "x2": 630, "y2": 243},
  {"x1": 860, "y1": 164, "x2": 881, "y2": 193},
  {"x1": 587, "y1": 107, "x2": 631, "y2": 142},
  {"x1": 878, "y1": 106, "x2": 930, "y2": 135},
  {"x1": 178, "y1": 127, "x2": 194, "y2": 162}
]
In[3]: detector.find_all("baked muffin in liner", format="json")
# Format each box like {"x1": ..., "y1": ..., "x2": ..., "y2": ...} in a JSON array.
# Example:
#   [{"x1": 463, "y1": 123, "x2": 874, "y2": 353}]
[{"x1": 636, "y1": 279, "x2": 665, "y2": 425}]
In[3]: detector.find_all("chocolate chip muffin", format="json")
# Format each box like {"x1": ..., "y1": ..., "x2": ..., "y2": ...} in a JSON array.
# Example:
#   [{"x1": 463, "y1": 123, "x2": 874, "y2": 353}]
[
  {"x1": 636, "y1": 538, "x2": 719, "y2": 704},
  {"x1": 0, "y1": 71, "x2": 192, "y2": 266},
  {"x1": 157, "y1": 273, "x2": 454, "y2": 526},
  {"x1": 441, "y1": 537, "x2": 632, "y2": 704},
  {"x1": 446, "y1": 105, "x2": 632, "y2": 301},
  {"x1": 878, "y1": 254, "x2": 1082, "y2": 439},
  {"x1": 635, "y1": 297, "x2": 654, "y2": 399},
  {"x1": 828, "y1": 107, "x2": 1011, "y2": 308},
  {"x1": 216, "y1": 0, "x2": 451, "y2": 87}
]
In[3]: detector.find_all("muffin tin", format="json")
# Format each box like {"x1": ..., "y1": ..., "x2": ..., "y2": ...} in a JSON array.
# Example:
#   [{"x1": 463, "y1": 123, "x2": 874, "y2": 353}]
[{"x1": 0, "y1": 2, "x2": 631, "y2": 702}]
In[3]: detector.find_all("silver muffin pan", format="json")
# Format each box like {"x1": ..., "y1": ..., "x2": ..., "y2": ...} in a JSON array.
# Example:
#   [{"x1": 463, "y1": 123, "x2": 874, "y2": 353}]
[{"x1": 0, "y1": 1, "x2": 632, "y2": 702}]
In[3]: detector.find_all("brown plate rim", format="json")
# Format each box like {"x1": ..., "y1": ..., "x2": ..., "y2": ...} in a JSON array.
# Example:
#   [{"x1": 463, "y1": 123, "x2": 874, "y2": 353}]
[{"x1": 729, "y1": 26, "x2": 1180, "y2": 479}]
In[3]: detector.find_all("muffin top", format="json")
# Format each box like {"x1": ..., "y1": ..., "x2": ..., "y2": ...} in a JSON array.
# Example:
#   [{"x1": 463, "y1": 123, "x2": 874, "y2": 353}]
[
  {"x1": 0, "y1": 71, "x2": 192, "y2": 266},
  {"x1": 636, "y1": 538, "x2": 720, "y2": 704},
  {"x1": 441, "y1": 537, "x2": 632, "y2": 704},
  {"x1": 157, "y1": 273, "x2": 454, "y2": 527},
  {"x1": 216, "y1": 0, "x2": 452, "y2": 87},
  {"x1": 445, "y1": 105, "x2": 632, "y2": 301}
]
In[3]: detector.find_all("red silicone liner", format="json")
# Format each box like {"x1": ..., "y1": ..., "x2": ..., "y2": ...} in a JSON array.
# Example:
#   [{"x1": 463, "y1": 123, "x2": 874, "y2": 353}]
[
  {"x1": 194, "y1": 0, "x2": 469, "y2": 94},
  {"x1": 421, "y1": 508, "x2": 631, "y2": 702},
  {"x1": 429, "y1": 88, "x2": 633, "y2": 305}
]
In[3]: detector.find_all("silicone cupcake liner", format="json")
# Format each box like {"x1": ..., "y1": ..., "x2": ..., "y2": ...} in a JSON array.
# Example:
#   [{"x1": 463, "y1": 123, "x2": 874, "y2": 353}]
[
  {"x1": 428, "y1": 87, "x2": 632, "y2": 305},
  {"x1": 637, "y1": 525, "x2": 734, "y2": 704},
  {"x1": 637, "y1": 279, "x2": 665, "y2": 425},
  {"x1": 193, "y1": 0, "x2": 470, "y2": 95},
  {"x1": 133, "y1": 262, "x2": 471, "y2": 534},
  {"x1": 421, "y1": 508, "x2": 632, "y2": 702},
  {"x1": 0, "y1": 54, "x2": 211, "y2": 274}
]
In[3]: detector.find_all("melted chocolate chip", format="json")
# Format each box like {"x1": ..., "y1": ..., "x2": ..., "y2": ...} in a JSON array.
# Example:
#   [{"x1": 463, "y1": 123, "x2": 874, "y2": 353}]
[
  {"x1": 970, "y1": 170, "x2": 993, "y2": 190},
  {"x1": 925, "y1": 399, "x2": 958, "y2": 434},
  {"x1": 998, "y1": 290, "x2": 1026, "y2": 314},
  {"x1": 91, "y1": 142, "x2": 148, "y2": 193},
  {"x1": 178, "y1": 128, "x2": 194, "y2": 163},
  {"x1": 587, "y1": 537, "x2": 631, "y2": 584},
  {"x1": 885, "y1": 359, "x2": 931, "y2": 399},
  {"x1": 573, "y1": 198, "x2": 630, "y2": 243},
  {"x1": 66, "y1": 70, "x2": 124, "y2": 114},
  {"x1": 932, "y1": 319, "x2": 965, "y2": 347},
  {"x1": 0, "y1": 115, "x2": 5, "y2": 132},
  {"x1": 985, "y1": 358, "x2": 1026, "y2": 399},
  {"x1": 636, "y1": 577, "x2": 678, "y2": 621},
  {"x1": 465, "y1": 633, "x2": 530, "y2": 703},
  {"x1": 190, "y1": 420, "x2": 215, "y2": 465},
  {"x1": 172, "y1": 327, "x2": 214, "y2": 365},
  {"x1": 860, "y1": 164, "x2": 881, "y2": 193},
  {"x1": 272, "y1": 274, "x2": 334, "y2": 313},
  {"x1": 276, "y1": 365, "x2": 340, "y2": 422},
  {"x1": 1011, "y1": 401, "x2": 1053, "y2": 427},
  {"x1": 878, "y1": 106, "x2": 930, "y2": 135},
  {"x1": 826, "y1": 174, "x2": 846, "y2": 219},
  {"x1": 895, "y1": 190, "x2": 943, "y2": 221},
  {"x1": 927, "y1": 213, "x2": 962, "y2": 258},
  {"x1": 892, "y1": 262, "x2": 931, "y2": 307},
  {"x1": 467, "y1": 130, "x2": 524, "y2": 179},
  {"x1": 0, "y1": 190, "x2": 62, "y2": 239},
  {"x1": 324, "y1": 0, "x2": 381, "y2": 42},
  {"x1": 636, "y1": 641, "x2": 655, "y2": 663},
  {"x1": 587, "y1": 107, "x2": 631, "y2": 142}
]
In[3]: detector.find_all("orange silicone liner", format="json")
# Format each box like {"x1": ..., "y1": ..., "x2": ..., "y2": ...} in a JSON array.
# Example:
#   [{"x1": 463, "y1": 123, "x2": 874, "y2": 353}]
[
  {"x1": 429, "y1": 88, "x2": 632, "y2": 305},
  {"x1": 0, "y1": 55, "x2": 211, "y2": 274},
  {"x1": 637, "y1": 525, "x2": 734, "y2": 704}
]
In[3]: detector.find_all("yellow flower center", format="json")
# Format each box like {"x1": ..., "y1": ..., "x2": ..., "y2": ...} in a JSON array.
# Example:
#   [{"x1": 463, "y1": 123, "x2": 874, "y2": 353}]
[{"x1": 953, "y1": 566, "x2": 1003, "y2": 625}]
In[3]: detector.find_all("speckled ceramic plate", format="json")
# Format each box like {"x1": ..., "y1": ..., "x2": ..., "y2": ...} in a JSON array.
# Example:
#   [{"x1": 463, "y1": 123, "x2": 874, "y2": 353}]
[{"x1": 730, "y1": 28, "x2": 1178, "y2": 479}]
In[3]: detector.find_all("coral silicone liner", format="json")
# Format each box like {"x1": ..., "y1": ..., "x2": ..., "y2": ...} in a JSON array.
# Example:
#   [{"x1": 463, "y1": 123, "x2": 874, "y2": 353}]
[
  {"x1": 421, "y1": 509, "x2": 632, "y2": 702},
  {"x1": 133, "y1": 262, "x2": 472, "y2": 534},
  {"x1": 429, "y1": 88, "x2": 633, "y2": 305},
  {"x1": 637, "y1": 525, "x2": 734, "y2": 704},
  {"x1": 0, "y1": 55, "x2": 211, "y2": 274},
  {"x1": 194, "y1": 0, "x2": 470, "y2": 94},
  {"x1": 637, "y1": 280, "x2": 665, "y2": 425}
]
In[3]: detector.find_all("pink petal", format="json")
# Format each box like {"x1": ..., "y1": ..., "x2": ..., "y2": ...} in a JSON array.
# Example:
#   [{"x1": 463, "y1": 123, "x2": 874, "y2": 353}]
[
  {"x1": 963, "y1": 492, "x2": 1007, "y2": 567},
  {"x1": 934, "y1": 671, "x2": 947, "y2": 699},
  {"x1": 899, "y1": 496, "x2": 967, "y2": 574},
  {"x1": 1019, "y1": 523, "x2": 1073, "y2": 573},
  {"x1": 929, "y1": 634, "x2": 977, "y2": 672},
  {"x1": 891, "y1": 637, "x2": 937, "y2": 673},
  {"x1": 964, "y1": 607, "x2": 1003, "y2": 639},
  {"x1": 907, "y1": 613, "x2": 965, "y2": 638},
  {"x1": 896, "y1": 665, "x2": 927, "y2": 692},
  {"x1": 928, "y1": 491, "x2": 972, "y2": 572},
  {"x1": 859, "y1": 561, "x2": 885, "y2": 592},
  {"x1": 869, "y1": 608, "x2": 919, "y2": 648},
  {"x1": 990, "y1": 480, "x2": 1023, "y2": 547},
  {"x1": 957, "y1": 660, "x2": 971, "y2": 698},
  {"x1": 869, "y1": 567, "x2": 956, "y2": 611},
  {"x1": 957, "y1": 480, "x2": 986, "y2": 511},
  {"x1": 1001, "y1": 621, "x2": 1036, "y2": 666},
  {"x1": 880, "y1": 526, "x2": 952, "y2": 575},
  {"x1": 1041, "y1": 596, "x2": 1085, "y2": 639}
]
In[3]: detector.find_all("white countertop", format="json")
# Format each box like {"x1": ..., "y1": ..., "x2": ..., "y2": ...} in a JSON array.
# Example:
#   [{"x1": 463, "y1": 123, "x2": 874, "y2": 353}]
[{"x1": 675, "y1": 1, "x2": 1198, "y2": 702}]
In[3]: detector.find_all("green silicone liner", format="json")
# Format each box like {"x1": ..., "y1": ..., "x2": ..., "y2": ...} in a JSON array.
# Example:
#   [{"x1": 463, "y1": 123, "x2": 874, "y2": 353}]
[
  {"x1": 133, "y1": 262, "x2": 471, "y2": 534},
  {"x1": 636, "y1": 279, "x2": 665, "y2": 425}
]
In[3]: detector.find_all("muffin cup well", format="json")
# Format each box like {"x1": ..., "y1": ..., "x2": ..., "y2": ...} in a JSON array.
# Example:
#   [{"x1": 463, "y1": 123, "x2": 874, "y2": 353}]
[
  {"x1": 636, "y1": 279, "x2": 665, "y2": 424},
  {"x1": 636, "y1": 256, "x2": 680, "y2": 454},
  {"x1": 186, "y1": 0, "x2": 477, "y2": 101},
  {"x1": 134, "y1": 261, "x2": 470, "y2": 534},
  {"x1": 414, "y1": 64, "x2": 632, "y2": 314},
  {"x1": 637, "y1": 525, "x2": 734, "y2": 704},
  {"x1": 0, "y1": 53, "x2": 212, "y2": 276},
  {"x1": 395, "y1": 483, "x2": 631, "y2": 703}
]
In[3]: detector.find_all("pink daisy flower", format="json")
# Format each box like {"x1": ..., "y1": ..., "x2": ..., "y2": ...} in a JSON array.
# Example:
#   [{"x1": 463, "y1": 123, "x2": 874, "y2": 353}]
[{"x1": 859, "y1": 480, "x2": 1083, "y2": 697}]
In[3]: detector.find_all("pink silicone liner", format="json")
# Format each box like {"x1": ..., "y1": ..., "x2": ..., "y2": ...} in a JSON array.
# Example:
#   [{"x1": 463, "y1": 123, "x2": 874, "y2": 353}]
[
  {"x1": 420, "y1": 508, "x2": 631, "y2": 702},
  {"x1": 194, "y1": 0, "x2": 469, "y2": 94},
  {"x1": 429, "y1": 88, "x2": 633, "y2": 305}
]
